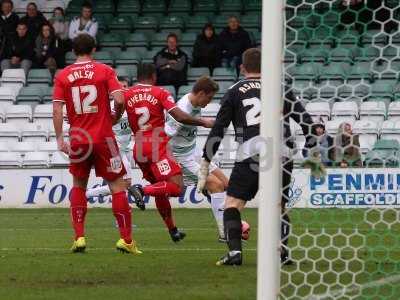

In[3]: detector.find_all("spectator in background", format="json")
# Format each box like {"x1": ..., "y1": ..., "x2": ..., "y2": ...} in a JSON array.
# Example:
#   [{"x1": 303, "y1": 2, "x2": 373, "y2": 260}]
[
  {"x1": 304, "y1": 123, "x2": 334, "y2": 166},
  {"x1": 334, "y1": 122, "x2": 362, "y2": 168},
  {"x1": 1, "y1": 22, "x2": 34, "y2": 75},
  {"x1": 20, "y1": 2, "x2": 47, "y2": 38},
  {"x1": 68, "y1": 2, "x2": 98, "y2": 40},
  {"x1": 0, "y1": 0, "x2": 19, "y2": 39},
  {"x1": 49, "y1": 7, "x2": 68, "y2": 41},
  {"x1": 154, "y1": 33, "x2": 188, "y2": 91},
  {"x1": 35, "y1": 23, "x2": 63, "y2": 77},
  {"x1": 192, "y1": 23, "x2": 221, "y2": 72},
  {"x1": 219, "y1": 16, "x2": 252, "y2": 72}
]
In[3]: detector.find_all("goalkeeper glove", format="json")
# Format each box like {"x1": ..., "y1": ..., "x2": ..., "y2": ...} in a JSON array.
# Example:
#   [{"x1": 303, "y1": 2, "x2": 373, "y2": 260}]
[{"x1": 197, "y1": 159, "x2": 210, "y2": 193}]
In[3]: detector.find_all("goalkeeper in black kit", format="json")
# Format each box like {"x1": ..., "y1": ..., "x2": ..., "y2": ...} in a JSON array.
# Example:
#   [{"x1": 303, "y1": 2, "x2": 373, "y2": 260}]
[{"x1": 197, "y1": 48, "x2": 262, "y2": 266}]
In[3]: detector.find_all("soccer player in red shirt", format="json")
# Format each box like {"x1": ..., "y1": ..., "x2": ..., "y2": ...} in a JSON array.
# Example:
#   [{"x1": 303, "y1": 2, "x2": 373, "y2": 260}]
[
  {"x1": 124, "y1": 63, "x2": 214, "y2": 242},
  {"x1": 52, "y1": 34, "x2": 142, "y2": 254}
]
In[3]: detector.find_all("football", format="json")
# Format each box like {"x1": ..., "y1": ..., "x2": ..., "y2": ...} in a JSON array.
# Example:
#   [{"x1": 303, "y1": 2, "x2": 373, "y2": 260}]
[{"x1": 242, "y1": 220, "x2": 251, "y2": 240}]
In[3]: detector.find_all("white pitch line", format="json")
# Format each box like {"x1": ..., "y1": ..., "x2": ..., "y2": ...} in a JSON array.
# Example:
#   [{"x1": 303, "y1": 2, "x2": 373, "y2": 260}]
[
  {"x1": 308, "y1": 274, "x2": 400, "y2": 300},
  {"x1": 0, "y1": 228, "x2": 221, "y2": 232},
  {"x1": 0, "y1": 247, "x2": 257, "y2": 252}
]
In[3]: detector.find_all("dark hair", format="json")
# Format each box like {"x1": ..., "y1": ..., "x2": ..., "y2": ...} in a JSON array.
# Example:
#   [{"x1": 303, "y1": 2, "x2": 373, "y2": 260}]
[
  {"x1": 27, "y1": 2, "x2": 37, "y2": 9},
  {"x1": 167, "y1": 33, "x2": 178, "y2": 42},
  {"x1": 53, "y1": 6, "x2": 64, "y2": 16},
  {"x1": 72, "y1": 34, "x2": 96, "y2": 56},
  {"x1": 17, "y1": 21, "x2": 27, "y2": 28},
  {"x1": 202, "y1": 23, "x2": 215, "y2": 37},
  {"x1": 137, "y1": 63, "x2": 156, "y2": 82},
  {"x1": 40, "y1": 22, "x2": 55, "y2": 38},
  {"x1": 192, "y1": 76, "x2": 219, "y2": 95},
  {"x1": 242, "y1": 48, "x2": 261, "y2": 73},
  {"x1": 81, "y1": 1, "x2": 93, "y2": 10},
  {"x1": 1, "y1": 0, "x2": 14, "y2": 8}
]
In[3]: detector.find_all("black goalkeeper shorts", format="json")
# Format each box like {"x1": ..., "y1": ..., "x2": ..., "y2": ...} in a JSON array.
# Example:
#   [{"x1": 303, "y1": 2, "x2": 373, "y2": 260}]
[{"x1": 227, "y1": 158, "x2": 259, "y2": 201}]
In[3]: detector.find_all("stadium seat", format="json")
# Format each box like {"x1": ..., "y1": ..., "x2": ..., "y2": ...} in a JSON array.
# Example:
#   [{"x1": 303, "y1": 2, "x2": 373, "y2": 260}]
[
  {"x1": 305, "y1": 102, "x2": 330, "y2": 123},
  {"x1": 16, "y1": 86, "x2": 44, "y2": 105},
  {"x1": 10, "y1": 141, "x2": 37, "y2": 153},
  {"x1": 0, "y1": 141, "x2": 9, "y2": 152},
  {"x1": 241, "y1": 14, "x2": 261, "y2": 31},
  {"x1": 298, "y1": 47, "x2": 328, "y2": 64},
  {"x1": 93, "y1": 0, "x2": 115, "y2": 15},
  {"x1": 108, "y1": 16, "x2": 133, "y2": 32},
  {"x1": 185, "y1": 15, "x2": 210, "y2": 32},
  {"x1": 193, "y1": 0, "x2": 218, "y2": 15},
  {"x1": 50, "y1": 151, "x2": 69, "y2": 167},
  {"x1": 352, "y1": 120, "x2": 379, "y2": 155},
  {"x1": 98, "y1": 33, "x2": 124, "y2": 49},
  {"x1": 141, "y1": 49, "x2": 159, "y2": 64},
  {"x1": 20, "y1": 123, "x2": 48, "y2": 142},
  {"x1": 6, "y1": 105, "x2": 32, "y2": 125},
  {"x1": 219, "y1": 0, "x2": 243, "y2": 14},
  {"x1": 331, "y1": 101, "x2": 358, "y2": 122},
  {"x1": 212, "y1": 67, "x2": 237, "y2": 82},
  {"x1": 244, "y1": 0, "x2": 261, "y2": 13},
  {"x1": 114, "y1": 50, "x2": 141, "y2": 66},
  {"x1": 49, "y1": 123, "x2": 70, "y2": 142},
  {"x1": 371, "y1": 82, "x2": 394, "y2": 99},
  {"x1": 187, "y1": 68, "x2": 210, "y2": 83},
  {"x1": 379, "y1": 121, "x2": 400, "y2": 147},
  {"x1": 0, "y1": 123, "x2": 20, "y2": 142},
  {"x1": 142, "y1": 0, "x2": 167, "y2": 16},
  {"x1": 27, "y1": 69, "x2": 52, "y2": 86},
  {"x1": 328, "y1": 47, "x2": 354, "y2": 64},
  {"x1": 317, "y1": 84, "x2": 337, "y2": 101},
  {"x1": 319, "y1": 62, "x2": 349, "y2": 83},
  {"x1": 177, "y1": 85, "x2": 193, "y2": 99},
  {"x1": 308, "y1": 27, "x2": 334, "y2": 48},
  {"x1": 159, "y1": 16, "x2": 185, "y2": 32},
  {"x1": 0, "y1": 152, "x2": 21, "y2": 167},
  {"x1": 180, "y1": 32, "x2": 197, "y2": 47},
  {"x1": 38, "y1": 141, "x2": 58, "y2": 153},
  {"x1": 1, "y1": 68, "x2": 26, "y2": 84},
  {"x1": 348, "y1": 62, "x2": 373, "y2": 82},
  {"x1": 361, "y1": 30, "x2": 388, "y2": 47},
  {"x1": 333, "y1": 28, "x2": 360, "y2": 47},
  {"x1": 116, "y1": 0, "x2": 140, "y2": 16},
  {"x1": 287, "y1": 63, "x2": 321, "y2": 81},
  {"x1": 124, "y1": 33, "x2": 149, "y2": 49},
  {"x1": 134, "y1": 16, "x2": 159, "y2": 33},
  {"x1": 168, "y1": 0, "x2": 191, "y2": 15},
  {"x1": 42, "y1": 87, "x2": 54, "y2": 103},
  {"x1": 359, "y1": 101, "x2": 386, "y2": 125},
  {"x1": 364, "y1": 139, "x2": 400, "y2": 167},
  {"x1": 93, "y1": 51, "x2": 114, "y2": 66},
  {"x1": 388, "y1": 102, "x2": 400, "y2": 122},
  {"x1": 214, "y1": 82, "x2": 234, "y2": 100},
  {"x1": 201, "y1": 103, "x2": 221, "y2": 117},
  {"x1": 23, "y1": 152, "x2": 49, "y2": 167},
  {"x1": 65, "y1": 52, "x2": 76, "y2": 65},
  {"x1": 354, "y1": 46, "x2": 380, "y2": 62}
]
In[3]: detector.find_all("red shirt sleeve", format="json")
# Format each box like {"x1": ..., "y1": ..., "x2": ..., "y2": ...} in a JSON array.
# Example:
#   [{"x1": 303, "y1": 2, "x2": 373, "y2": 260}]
[
  {"x1": 53, "y1": 74, "x2": 66, "y2": 102},
  {"x1": 160, "y1": 89, "x2": 176, "y2": 111},
  {"x1": 106, "y1": 66, "x2": 122, "y2": 94}
]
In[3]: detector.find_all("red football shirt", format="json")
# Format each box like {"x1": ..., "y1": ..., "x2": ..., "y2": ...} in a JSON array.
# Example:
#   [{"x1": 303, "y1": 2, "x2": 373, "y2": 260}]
[
  {"x1": 123, "y1": 84, "x2": 176, "y2": 136},
  {"x1": 53, "y1": 60, "x2": 122, "y2": 144}
]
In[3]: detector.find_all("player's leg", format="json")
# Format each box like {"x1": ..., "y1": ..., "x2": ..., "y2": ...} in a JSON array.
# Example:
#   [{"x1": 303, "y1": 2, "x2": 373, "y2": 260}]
[
  {"x1": 68, "y1": 143, "x2": 92, "y2": 252},
  {"x1": 94, "y1": 141, "x2": 141, "y2": 254},
  {"x1": 217, "y1": 160, "x2": 259, "y2": 266}
]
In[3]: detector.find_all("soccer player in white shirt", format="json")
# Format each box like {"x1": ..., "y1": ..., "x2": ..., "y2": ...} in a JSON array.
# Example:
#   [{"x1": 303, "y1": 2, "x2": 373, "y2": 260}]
[{"x1": 165, "y1": 76, "x2": 229, "y2": 240}]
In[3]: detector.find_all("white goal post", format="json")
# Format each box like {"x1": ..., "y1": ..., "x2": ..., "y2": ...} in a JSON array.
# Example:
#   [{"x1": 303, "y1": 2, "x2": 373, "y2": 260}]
[{"x1": 257, "y1": 0, "x2": 284, "y2": 299}]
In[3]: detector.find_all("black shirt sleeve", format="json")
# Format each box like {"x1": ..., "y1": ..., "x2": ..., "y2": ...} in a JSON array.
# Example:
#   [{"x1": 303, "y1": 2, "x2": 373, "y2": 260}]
[{"x1": 202, "y1": 90, "x2": 234, "y2": 162}]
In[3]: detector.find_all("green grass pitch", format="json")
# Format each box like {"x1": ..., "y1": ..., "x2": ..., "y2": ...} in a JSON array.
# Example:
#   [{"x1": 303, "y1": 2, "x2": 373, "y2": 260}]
[{"x1": 0, "y1": 208, "x2": 257, "y2": 300}]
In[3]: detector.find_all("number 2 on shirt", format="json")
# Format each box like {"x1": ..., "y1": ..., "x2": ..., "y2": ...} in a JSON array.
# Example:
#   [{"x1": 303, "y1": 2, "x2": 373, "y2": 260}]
[
  {"x1": 72, "y1": 85, "x2": 98, "y2": 114},
  {"x1": 135, "y1": 107, "x2": 150, "y2": 129}
]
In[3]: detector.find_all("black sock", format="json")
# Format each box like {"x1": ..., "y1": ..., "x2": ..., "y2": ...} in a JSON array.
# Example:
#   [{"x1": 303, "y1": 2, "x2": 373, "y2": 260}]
[
  {"x1": 224, "y1": 207, "x2": 242, "y2": 252},
  {"x1": 281, "y1": 213, "x2": 291, "y2": 256}
]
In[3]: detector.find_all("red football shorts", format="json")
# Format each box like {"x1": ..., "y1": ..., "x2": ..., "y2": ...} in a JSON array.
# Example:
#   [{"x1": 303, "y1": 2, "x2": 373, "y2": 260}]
[
  {"x1": 133, "y1": 133, "x2": 181, "y2": 183},
  {"x1": 69, "y1": 138, "x2": 126, "y2": 182}
]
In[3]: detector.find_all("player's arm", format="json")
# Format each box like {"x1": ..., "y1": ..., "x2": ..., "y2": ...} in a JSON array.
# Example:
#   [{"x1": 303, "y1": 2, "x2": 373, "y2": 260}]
[
  {"x1": 197, "y1": 92, "x2": 233, "y2": 192},
  {"x1": 168, "y1": 107, "x2": 214, "y2": 128},
  {"x1": 52, "y1": 76, "x2": 69, "y2": 154},
  {"x1": 111, "y1": 91, "x2": 125, "y2": 125}
]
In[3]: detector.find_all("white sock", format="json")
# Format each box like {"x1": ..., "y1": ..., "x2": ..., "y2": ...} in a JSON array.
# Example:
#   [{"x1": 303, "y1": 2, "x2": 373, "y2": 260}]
[
  {"x1": 86, "y1": 185, "x2": 111, "y2": 198},
  {"x1": 210, "y1": 192, "x2": 226, "y2": 238}
]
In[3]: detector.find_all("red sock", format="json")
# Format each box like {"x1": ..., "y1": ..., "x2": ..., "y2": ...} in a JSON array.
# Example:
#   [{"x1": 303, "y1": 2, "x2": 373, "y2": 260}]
[
  {"x1": 112, "y1": 191, "x2": 132, "y2": 244},
  {"x1": 143, "y1": 181, "x2": 182, "y2": 197},
  {"x1": 155, "y1": 196, "x2": 176, "y2": 231},
  {"x1": 70, "y1": 187, "x2": 87, "y2": 240}
]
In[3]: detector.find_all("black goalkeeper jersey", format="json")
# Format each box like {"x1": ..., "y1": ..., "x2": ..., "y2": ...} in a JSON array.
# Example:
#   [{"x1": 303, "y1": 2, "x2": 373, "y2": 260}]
[{"x1": 202, "y1": 77, "x2": 261, "y2": 162}]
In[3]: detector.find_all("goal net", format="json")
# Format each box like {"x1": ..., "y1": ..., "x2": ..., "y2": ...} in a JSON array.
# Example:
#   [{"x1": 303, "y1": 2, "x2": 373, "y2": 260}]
[{"x1": 280, "y1": 0, "x2": 400, "y2": 299}]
